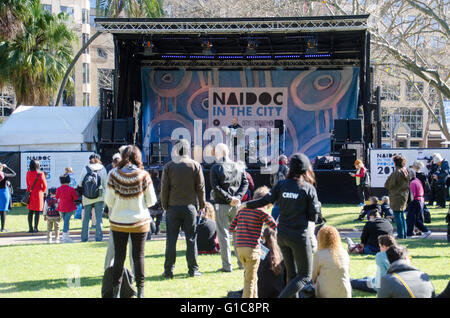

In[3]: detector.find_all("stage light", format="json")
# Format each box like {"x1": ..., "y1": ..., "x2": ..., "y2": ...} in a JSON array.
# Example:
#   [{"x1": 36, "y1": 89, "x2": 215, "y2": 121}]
[
  {"x1": 246, "y1": 55, "x2": 272, "y2": 59},
  {"x1": 274, "y1": 54, "x2": 302, "y2": 59},
  {"x1": 143, "y1": 40, "x2": 154, "y2": 56},
  {"x1": 161, "y1": 55, "x2": 187, "y2": 59},
  {"x1": 218, "y1": 55, "x2": 244, "y2": 59},
  {"x1": 202, "y1": 40, "x2": 215, "y2": 55},
  {"x1": 189, "y1": 55, "x2": 215, "y2": 59},
  {"x1": 245, "y1": 39, "x2": 258, "y2": 55},
  {"x1": 304, "y1": 53, "x2": 331, "y2": 58},
  {"x1": 305, "y1": 36, "x2": 318, "y2": 54}
]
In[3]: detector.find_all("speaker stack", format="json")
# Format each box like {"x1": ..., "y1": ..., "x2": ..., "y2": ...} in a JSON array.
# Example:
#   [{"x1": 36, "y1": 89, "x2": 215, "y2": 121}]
[{"x1": 333, "y1": 119, "x2": 362, "y2": 142}]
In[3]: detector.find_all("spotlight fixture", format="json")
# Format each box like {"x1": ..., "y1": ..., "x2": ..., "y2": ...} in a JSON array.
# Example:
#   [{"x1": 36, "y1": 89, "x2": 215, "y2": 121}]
[
  {"x1": 305, "y1": 36, "x2": 318, "y2": 54},
  {"x1": 143, "y1": 40, "x2": 154, "y2": 56},
  {"x1": 245, "y1": 39, "x2": 258, "y2": 55},
  {"x1": 202, "y1": 40, "x2": 215, "y2": 55}
]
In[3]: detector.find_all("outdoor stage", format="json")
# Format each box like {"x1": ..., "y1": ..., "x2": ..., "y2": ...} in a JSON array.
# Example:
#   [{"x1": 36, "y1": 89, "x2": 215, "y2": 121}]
[{"x1": 95, "y1": 15, "x2": 374, "y2": 203}]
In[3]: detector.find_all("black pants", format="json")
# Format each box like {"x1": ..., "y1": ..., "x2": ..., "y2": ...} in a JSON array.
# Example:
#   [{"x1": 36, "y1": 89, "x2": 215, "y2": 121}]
[
  {"x1": 164, "y1": 205, "x2": 199, "y2": 275},
  {"x1": 277, "y1": 230, "x2": 312, "y2": 298},
  {"x1": 151, "y1": 213, "x2": 163, "y2": 234},
  {"x1": 436, "y1": 184, "x2": 447, "y2": 208},
  {"x1": 0, "y1": 211, "x2": 5, "y2": 230},
  {"x1": 28, "y1": 210, "x2": 41, "y2": 231},
  {"x1": 112, "y1": 230, "x2": 147, "y2": 289},
  {"x1": 406, "y1": 200, "x2": 428, "y2": 236},
  {"x1": 357, "y1": 185, "x2": 370, "y2": 204}
]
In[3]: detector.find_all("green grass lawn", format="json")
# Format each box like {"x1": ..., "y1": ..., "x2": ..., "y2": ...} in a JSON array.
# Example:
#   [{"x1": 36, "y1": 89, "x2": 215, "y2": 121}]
[
  {"x1": 0, "y1": 238, "x2": 448, "y2": 298},
  {"x1": 2, "y1": 203, "x2": 448, "y2": 233}
]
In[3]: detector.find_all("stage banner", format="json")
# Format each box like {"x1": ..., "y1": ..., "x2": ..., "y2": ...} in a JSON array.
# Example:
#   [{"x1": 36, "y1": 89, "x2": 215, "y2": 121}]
[
  {"x1": 20, "y1": 151, "x2": 94, "y2": 189},
  {"x1": 369, "y1": 148, "x2": 450, "y2": 188},
  {"x1": 141, "y1": 67, "x2": 359, "y2": 162}
]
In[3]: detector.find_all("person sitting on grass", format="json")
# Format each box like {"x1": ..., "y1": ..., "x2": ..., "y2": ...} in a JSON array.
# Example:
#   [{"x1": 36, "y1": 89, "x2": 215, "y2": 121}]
[
  {"x1": 197, "y1": 202, "x2": 220, "y2": 254},
  {"x1": 346, "y1": 209, "x2": 394, "y2": 255},
  {"x1": 312, "y1": 225, "x2": 352, "y2": 298},
  {"x1": 350, "y1": 234, "x2": 396, "y2": 294},
  {"x1": 378, "y1": 245, "x2": 435, "y2": 298},
  {"x1": 56, "y1": 174, "x2": 79, "y2": 243},
  {"x1": 354, "y1": 196, "x2": 379, "y2": 222},
  {"x1": 380, "y1": 196, "x2": 394, "y2": 221},
  {"x1": 230, "y1": 186, "x2": 277, "y2": 298}
]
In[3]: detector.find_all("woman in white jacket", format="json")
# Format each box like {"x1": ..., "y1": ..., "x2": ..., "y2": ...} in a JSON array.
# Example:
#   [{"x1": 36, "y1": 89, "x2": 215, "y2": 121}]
[{"x1": 105, "y1": 145, "x2": 157, "y2": 298}]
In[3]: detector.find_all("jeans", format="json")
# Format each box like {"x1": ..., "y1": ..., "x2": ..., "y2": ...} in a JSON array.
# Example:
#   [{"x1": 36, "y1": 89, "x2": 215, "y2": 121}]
[
  {"x1": 350, "y1": 277, "x2": 377, "y2": 293},
  {"x1": 277, "y1": 230, "x2": 312, "y2": 298},
  {"x1": 61, "y1": 212, "x2": 73, "y2": 233},
  {"x1": 237, "y1": 247, "x2": 261, "y2": 298},
  {"x1": 81, "y1": 201, "x2": 104, "y2": 242},
  {"x1": 112, "y1": 230, "x2": 147, "y2": 289},
  {"x1": 271, "y1": 204, "x2": 280, "y2": 221},
  {"x1": 164, "y1": 205, "x2": 199, "y2": 275},
  {"x1": 357, "y1": 185, "x2": 370, "y2": 204},
  {"x1": 363, "y1": 244, "x2": 379, "y2": 255},
  {"x1": 215, "y1": 203, "x2": 241, "y2": 271},
  {"x1": 393, "y1": 210, "x2": 407, "y2": 239},
  {"x1": 406, "y1": 200, "x2": 429, "y2": 236}
]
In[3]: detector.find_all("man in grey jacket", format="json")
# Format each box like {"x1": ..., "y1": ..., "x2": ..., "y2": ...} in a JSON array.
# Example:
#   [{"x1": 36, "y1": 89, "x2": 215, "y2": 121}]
[
  {"x1": 378, "y1": 245, "x2": 435, "y2": 298},
  {"x1": 210, "y1": 143, "x2": 248, "y2": 272}
]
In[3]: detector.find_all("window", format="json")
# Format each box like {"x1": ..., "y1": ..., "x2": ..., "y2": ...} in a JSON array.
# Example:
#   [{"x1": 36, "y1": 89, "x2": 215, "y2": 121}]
[
  {"x1": 82, "y1": 9, "x2": 89, "y2": 24},
  {"x1": 42, "y1": 4, "x2": 52, "y2": 12},
  {"x1": 82, "y1": 63, "x2": 90, "y2": 84},
  {"x1": 97, "y1": 48, "x2": 108, "y2": 58},
  {"x1": 381, "y1": 81, "x2": 401, "y2": 101},
  {"x1": 90, "y1": 14, "x2": 96, "y2": 27},
  {"x1": 381, "y1": 107, "x2": 391, "y2": 138},
  {"x1": 82, "y1": 33, "x2": 89, "y2": 54},
  {"x1": 431, "y1": 36, "x2": 439, "y2": 48},
  {"x1": 410, "y1": 141, "x2": 420, "y2": 147},
  {"x1": 60, "y1": 6, "x2": 74, "y2": 16},
  {"x1": 398, "y1": 107, "x2": 423, "y2": 138},
  {"x1": 406, "y1": 81, "x2": 424, "y2": 101},
  {"x1": 83, "y1": 93, "x2": 90, "y2": 106}
]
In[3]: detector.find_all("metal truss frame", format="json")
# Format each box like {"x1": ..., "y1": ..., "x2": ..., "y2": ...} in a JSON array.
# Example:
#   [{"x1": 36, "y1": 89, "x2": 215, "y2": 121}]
[
  {"x1": 95, "y1": 16, "x2": 368, "y2": 35},
  {"x1": 140, "y1": 58, "x2": 360, "y2": 68}
]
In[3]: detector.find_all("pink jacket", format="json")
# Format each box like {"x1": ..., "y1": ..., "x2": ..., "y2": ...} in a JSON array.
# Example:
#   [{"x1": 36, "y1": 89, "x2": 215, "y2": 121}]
[{"x1": 410, "y1": 178, "x2": 424, "y2": 202}]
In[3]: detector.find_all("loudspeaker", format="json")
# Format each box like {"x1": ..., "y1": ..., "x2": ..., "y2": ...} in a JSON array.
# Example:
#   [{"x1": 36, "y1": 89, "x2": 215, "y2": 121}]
[
  {"x1": 340, "y1": 149, "x2": 357, "y2": 170},
  {"x1": 151, "y1": 142, "x2": 170, "y2": 157},
  {"x1": 334, "y1": 119, "x2": 348, "y2": 142},
  {"x1": 348, "y1": 119, "x2": 362, "y2": 142},
  {"x1": 274, "y1": 119, "x2": 284, "y2": 135},
  {"x1": 314, "y1": 156, "x2": 336, "y2": 170},
  {"x1": 101, "y1": 119, "x2": 113, "y2": 141},
  {"x1": 113, "y1": 119, "x2": 128, "y2": 141},
  {"x1": 330, "y1": 140, "x2": 344, "y2": 154}
]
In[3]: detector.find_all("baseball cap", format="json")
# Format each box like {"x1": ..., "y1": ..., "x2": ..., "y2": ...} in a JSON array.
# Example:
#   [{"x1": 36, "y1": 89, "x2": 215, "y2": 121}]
[
  {"x1": 89, "y1": 153, "x2": 101, "y2": 160},
  {"x1": 289, "y1": 153, "x2": 311, "y2": 174}
]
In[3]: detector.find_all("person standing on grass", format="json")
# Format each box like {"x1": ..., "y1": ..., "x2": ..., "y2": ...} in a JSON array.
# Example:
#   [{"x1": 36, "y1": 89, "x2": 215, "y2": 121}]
[
  {"x1": 312, "y1": 225, "x2": 351, "y2": 298},
  {"x1": 230, "y1": 186, "x2": 277, "y2": 298},
  {"x1": 161, "y1": 139, "x2": 206, "y2": 278},
  {"x1": 105, "y1": 145, "x2": 157, "y2": 298},
  {"x1": 431, "y1": 153, "x2": 449, "y2": 208},
  {"x1": 26, "y1": 160, "x2": 47, "y2": 233},
  {"x1": 406, "y1": 168, "x2": 431, "y2": 239},
  {"x1": 210, "y1": 143, "x2": 248, "y2": 273},
  {"x1": 239, "y1": 152, "x2": 320, "y2": 298},
  {"x1": 350, "y1": 159, "x2": 370, "y2": 207},
  {"x1": 56, "y1": 175, "x2": 79, "y2": 243},
  {"x1": 0, "y1": 163, "x2": 16, "y2": 232},
  {"x1": 43, "y1": 188, "x2": 61, "y2": 243},
  {"x1": 78, "y1": 154, "x2": 108, "y2": 242},
  {"x1": 385, "y1": 155, "x2": 410, "y2": 239}
]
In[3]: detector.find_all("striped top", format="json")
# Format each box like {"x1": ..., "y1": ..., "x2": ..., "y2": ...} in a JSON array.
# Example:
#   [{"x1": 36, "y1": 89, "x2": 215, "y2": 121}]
[{"x1": 229, "y1": 208, "x2": 277, "y2": 248}]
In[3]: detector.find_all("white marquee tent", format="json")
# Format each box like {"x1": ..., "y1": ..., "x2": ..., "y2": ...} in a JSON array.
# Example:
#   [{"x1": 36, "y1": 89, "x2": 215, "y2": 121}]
[{"x1": 0, "y1": 106, "x2": 100, "y2": 151}]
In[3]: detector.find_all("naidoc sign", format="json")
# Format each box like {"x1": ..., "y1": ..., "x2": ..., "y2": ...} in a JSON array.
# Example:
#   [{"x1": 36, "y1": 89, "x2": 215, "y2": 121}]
[
  {"x1": 141, "y1": 68, "x2": 359, "y2": 162},
  {"x1": 20, "y1": 152, "x2": 94, "y2": 189},
  {"x1": 208, "y1": 87, "x2": 287, "y2": 130},
  {"x1": 369, "y1": 148, "x2": 450, "y2": 188}
]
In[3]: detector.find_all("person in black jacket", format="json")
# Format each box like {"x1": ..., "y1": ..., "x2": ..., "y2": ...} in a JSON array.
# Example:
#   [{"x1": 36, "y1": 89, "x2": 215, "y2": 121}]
[
  {"x1": 197, "y1": 202, "x2": 219, "y2": 254},
  {"x1": 210, "y1": 143, "x2": 248, "y2": 272},
  {"x1": 347, "y1": 209, "x2": 394, "y2": 255},
  {"x1": 239, "y1": 152, "x2": 320, "y2": 298}
]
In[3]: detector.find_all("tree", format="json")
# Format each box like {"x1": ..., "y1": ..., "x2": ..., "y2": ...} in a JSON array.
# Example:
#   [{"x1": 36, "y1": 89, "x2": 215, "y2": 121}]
[
  {"x1": 0, "y1": 0, "x2": 26, "y2": 41},
  {"x1": 0, "y1": 0, "x2": 77, "y2": 106}
]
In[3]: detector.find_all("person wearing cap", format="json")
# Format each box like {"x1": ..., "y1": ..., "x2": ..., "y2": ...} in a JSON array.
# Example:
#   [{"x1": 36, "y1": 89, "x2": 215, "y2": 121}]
[
  {"x1": 77, "y1": 153, "x2": 108, "y2": 242},
  {"x1": 350, "y1": 159, "x2": 370, "y2": 207},
  {"x1": 239, "y1": 152, "x2": 321, "y2": 298},
  {"x1": 431, "y1": 153, "x2": 449, "y2": 208}
]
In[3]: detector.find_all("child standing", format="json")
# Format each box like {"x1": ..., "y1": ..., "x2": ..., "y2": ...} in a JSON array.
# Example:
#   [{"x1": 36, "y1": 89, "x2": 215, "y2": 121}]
[
  {"x1": 56, "y1": 174, "x2": 79, "y2": 243},
  {"x1": 230, "y1": 186, "x2": 277, "y2": 298},
  {"x1": 43, "y1": 188, "x2": 60, "y2": 243}
]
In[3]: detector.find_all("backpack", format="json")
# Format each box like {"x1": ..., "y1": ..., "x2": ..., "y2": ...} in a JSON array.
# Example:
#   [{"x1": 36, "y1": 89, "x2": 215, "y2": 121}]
[
  {"x1": 82, "y1": 166, "x2": 101, "y2": 199},
  {"x1": 362, "y1": 169, "x2": 370, "y2": 186},
  {"x1": 101, "y1": 266, "x2": 136, "y2": 298},
  {"x1": 46, "y1": 197, "x2": 60, "y2": 218}
]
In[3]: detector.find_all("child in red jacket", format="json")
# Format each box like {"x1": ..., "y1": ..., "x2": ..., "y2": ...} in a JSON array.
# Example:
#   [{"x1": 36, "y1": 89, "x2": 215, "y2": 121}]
[{"x1": 56, "y1": 174, "x2": 79, "y2": 243}]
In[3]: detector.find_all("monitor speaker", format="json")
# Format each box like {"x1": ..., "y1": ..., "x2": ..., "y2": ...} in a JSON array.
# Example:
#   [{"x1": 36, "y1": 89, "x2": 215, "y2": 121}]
[
  {"x1": 274, "y1": 119, "x2": 284, "y2": 135},
  {"x1": 101, "y1": 119, "x2": 113, "y2": 141},
  {"x1": 334, "y1": 119, "x2": 348, "y2": 142},
  {"x1": 113, "y1": 119, "x2": 128, "y2": 141},
  {"x1": 348, "y1": 119, "x2": 362, "y2": 142}
]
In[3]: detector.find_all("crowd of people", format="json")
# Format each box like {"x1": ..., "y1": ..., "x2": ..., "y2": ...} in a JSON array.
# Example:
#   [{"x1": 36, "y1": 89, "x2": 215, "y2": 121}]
[{"x1": 0, "y1": 142, "x2": 449, "y2": 299}]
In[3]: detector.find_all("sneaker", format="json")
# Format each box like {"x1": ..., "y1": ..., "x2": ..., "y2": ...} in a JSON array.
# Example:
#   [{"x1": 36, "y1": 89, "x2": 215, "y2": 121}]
[
  {"x1": 344, "y1": 236, "x2": 354, "y2": 247},
  {"x1": 55, "y1": 239, "x2": 60, "y2": 244},
  {"x1": 218, "y1": 268, "x2": 232, "y2": 273},
  {"x1": 405, "y1": 236, "x2": 415, "y2": 239},
  {"x1": 188, "y1": 271, "x2": 203, "y2": 277},
  {"x1": 421, "y1": 231, "x2": 432, "y2": 238},
  {"x1": 358, "y1": 203, "x2": 364, "y2": 207},
  {"x1": 47, "y1": 238, "x2": 53, "y2": 244},
  {"x1": 162, "y1": 272, "x2": 173, "y2": 279}
]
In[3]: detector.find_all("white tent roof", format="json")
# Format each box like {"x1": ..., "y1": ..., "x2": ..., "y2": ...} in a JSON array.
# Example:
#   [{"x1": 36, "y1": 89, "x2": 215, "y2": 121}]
[{"x1": 0, "y1": 106, "x2": 100, "y2": 151}]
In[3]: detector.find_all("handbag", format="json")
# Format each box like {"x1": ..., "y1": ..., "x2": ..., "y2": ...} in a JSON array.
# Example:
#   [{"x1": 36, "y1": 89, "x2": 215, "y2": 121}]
[{"x1": 22, "y1": 173, "x2": 41, "y2": 205}]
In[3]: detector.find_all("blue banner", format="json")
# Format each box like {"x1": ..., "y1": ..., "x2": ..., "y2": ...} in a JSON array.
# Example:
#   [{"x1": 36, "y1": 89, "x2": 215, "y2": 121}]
[{"x1": 141, "y1": 67, "x2": 359, "y2": 162}]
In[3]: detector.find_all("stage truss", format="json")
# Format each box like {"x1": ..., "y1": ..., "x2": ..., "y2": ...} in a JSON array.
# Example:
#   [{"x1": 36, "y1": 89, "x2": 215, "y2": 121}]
[{"x1": 95, "y1": 15, "x2": 368, "y2": 35}]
